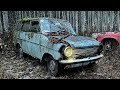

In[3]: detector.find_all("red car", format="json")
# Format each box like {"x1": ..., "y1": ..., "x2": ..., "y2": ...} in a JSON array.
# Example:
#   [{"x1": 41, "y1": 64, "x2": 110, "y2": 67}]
[{"x1": 92, "y1": 32, "x2": 120, "y2": 52}]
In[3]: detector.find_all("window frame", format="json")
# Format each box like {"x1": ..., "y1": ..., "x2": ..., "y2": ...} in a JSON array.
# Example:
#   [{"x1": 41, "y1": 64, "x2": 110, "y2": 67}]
[
  {"x1": 30, "y1": 20, "x2": 40, "y2": 33},
  {"x1": 21, "y1": 21, "x2": 31, "y2": 32}
]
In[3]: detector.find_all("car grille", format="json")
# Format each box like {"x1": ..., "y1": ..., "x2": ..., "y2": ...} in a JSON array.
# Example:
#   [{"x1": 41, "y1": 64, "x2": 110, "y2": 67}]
[{"x1": 73, "y1": 47, "x2": 99, "y2": 59}]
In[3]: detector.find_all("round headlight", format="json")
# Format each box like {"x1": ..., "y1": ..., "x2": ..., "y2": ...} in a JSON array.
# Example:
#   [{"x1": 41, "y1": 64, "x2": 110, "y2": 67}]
[{"x1": 64, "y1": 46, "x2": 73, "y2": 57}]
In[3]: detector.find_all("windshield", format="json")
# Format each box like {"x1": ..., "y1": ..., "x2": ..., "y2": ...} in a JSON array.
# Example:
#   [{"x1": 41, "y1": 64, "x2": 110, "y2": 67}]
[{"x1": 40, "y1": 19, "x2": 76, "y2": 35}]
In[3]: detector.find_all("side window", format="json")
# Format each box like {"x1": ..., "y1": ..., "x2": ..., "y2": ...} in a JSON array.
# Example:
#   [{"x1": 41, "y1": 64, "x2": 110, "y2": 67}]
[
  {"x1": 31, "y1": 21, "x2": 40, "y2": 33},
  {"x1": 17, "y1": 22, "x2": 23, "y2": 31},
  {"x1": 22, "y1": 21, "x2": 30, "y2": 32}
]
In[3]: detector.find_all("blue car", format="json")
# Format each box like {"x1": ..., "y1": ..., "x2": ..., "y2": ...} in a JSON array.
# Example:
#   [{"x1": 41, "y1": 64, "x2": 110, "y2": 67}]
[{"x1": 13, "y1": 18, "x2": 103, "y2": 76}]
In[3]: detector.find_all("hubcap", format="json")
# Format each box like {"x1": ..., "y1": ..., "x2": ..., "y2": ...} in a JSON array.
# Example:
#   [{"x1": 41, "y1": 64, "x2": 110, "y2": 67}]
[
  {"x1": 106, "y1": 44, "x2": 111, "y2": 50},
  {"x1": 105, "y1": 41, "x2": 112, "y2": 51}
]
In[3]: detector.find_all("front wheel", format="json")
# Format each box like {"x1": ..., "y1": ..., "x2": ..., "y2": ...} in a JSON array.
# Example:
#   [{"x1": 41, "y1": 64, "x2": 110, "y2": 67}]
[
  {"x1": 46, "y1": 56, "x2": 60, "y2": 76},
  {"x1": 102, "y1": 39, "x2": 119, "y2": 55}
]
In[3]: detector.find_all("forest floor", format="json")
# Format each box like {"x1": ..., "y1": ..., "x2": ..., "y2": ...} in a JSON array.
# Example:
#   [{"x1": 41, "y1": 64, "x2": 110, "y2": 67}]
[{"x1": 0, "y1": 46, "x2": 120, "y2": 79}]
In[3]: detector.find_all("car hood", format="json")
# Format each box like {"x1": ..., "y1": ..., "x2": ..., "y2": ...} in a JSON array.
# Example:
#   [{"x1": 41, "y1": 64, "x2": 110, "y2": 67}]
[
  {"x1": 64, "y1": 36, "x2": 99, "y2": 48},
  {"x1": 48, "y1": 35, "x2": 100, "y2": 48}
]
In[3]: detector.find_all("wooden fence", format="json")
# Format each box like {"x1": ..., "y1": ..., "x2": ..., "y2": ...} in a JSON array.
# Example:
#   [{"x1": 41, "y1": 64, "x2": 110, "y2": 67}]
[{"x1": 0, "y1": 11, "x2": 120, "y2": 36}]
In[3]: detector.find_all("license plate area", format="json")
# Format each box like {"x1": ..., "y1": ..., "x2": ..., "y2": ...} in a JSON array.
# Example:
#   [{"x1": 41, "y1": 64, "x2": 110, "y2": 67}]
[{"x1": 64, "y1": 61, "x2": 90, "y2": 69}]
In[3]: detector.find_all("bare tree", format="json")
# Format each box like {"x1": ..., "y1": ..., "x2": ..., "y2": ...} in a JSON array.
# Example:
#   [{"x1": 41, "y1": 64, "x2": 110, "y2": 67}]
[{"x1": 0, "y1": 11, "x2": 5, "y2": 36}]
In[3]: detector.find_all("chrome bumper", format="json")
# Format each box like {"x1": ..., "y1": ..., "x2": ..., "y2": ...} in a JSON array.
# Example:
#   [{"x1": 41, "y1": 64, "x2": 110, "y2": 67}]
[{"x1": 59, "y1": 54, "x2": 103, "y2": 64}]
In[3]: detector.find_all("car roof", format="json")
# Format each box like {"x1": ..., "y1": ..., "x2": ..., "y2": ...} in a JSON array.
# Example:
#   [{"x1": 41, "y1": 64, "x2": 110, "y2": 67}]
[{"x1": 18, "y1": 17, "x2": 67, "y2": 22}]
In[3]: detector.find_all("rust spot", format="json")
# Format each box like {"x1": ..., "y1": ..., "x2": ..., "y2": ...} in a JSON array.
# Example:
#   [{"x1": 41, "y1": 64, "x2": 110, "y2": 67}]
[
  {"x1": 44, "y1": 30, "x2": 74, "y2": 46},
  {"x1": 48, "y1": 36, "x2": 70, "y2": 46},
  {"x1": 48, "y1": 37, "x2": 60, "y2": 44},
  {"x1": 28, "y1": 32, "x2": 34, "y2": 39}
]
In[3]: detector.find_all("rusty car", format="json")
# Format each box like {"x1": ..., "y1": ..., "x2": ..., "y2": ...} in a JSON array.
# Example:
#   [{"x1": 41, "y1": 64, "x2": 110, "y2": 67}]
[{"x1": 13, "y1": 18, "x2": 103, "y2": 76}]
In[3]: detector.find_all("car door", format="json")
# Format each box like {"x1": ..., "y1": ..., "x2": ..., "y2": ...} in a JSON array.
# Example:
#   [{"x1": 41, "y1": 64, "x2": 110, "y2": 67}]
[
  {"x1": 20, "y1": 21, "x2": 31, "y2": 54},
  {"x1": 25, "y1": 20, "x2": 41, "y2": 59},
  {"x1": 40, "y1": 19, "x2": 51, "y2": 56}
]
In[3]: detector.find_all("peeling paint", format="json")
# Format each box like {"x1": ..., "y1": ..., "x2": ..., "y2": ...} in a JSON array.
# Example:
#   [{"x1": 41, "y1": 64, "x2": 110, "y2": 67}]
[{"x1": 28, "y1": 32, "x2": 34, "y2": 39}]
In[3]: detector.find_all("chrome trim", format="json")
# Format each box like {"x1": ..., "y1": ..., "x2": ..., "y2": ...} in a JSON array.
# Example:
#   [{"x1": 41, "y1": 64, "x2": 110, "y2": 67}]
[
  {"x1": 73, "y1": 47, "x2": 98, "y2": 58},
  {"x1": 59, "y1": 54, "x2": 103, "y2": 64}
]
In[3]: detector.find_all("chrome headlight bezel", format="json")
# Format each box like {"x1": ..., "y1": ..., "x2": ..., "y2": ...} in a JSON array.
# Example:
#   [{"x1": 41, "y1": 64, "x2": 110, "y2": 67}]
[{"x1": 63, "y1": 46, "x2": 73, "y2": 57}]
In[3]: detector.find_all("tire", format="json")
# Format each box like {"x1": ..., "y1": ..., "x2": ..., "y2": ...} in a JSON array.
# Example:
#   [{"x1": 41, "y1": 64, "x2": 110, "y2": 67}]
[
  {"x1": 46, "y1": 56, "x2": 60, "y2": 76},
  {"x1": 16, "y1": 46, "x2": 23, "y2": 59},
  {"x1": 102, "y1": 39, "x2": 119, "y2": 55}
]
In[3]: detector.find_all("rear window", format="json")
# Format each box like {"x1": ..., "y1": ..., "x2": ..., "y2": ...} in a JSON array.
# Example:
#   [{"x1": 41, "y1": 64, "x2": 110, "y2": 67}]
[
  {"x1": 31, "y1": 21, "x2": 40, "y2": 32},
  {"x1": 17, "y1": 22, "x2": 23, "y2": 31}
]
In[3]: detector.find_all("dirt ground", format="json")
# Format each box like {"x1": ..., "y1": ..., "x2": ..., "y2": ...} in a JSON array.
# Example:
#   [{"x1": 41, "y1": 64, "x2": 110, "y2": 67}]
[{"x1": 0, "y1": 46, "x2": 120, "y2": 79}]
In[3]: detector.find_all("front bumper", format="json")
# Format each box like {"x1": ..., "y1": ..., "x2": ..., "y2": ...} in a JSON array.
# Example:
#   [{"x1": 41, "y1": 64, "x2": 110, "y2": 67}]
[{"x1": 59, "y1": 54, "x2": 103, "y2": 64}]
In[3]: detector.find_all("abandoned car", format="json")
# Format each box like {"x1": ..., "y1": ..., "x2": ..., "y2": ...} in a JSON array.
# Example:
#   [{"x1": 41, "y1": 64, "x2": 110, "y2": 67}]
[
  {"x1": 13, "y1": 18, "x2": 103, "y2": 76},
  {"x1": 92, "y1": 32, "x2": 120, "y2": 52}
]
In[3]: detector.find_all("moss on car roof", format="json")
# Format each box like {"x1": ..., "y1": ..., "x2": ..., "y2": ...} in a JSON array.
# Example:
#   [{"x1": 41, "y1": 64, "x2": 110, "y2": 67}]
[{"x1": 18, "y1": 18, "x2": 39, "y2": 22}]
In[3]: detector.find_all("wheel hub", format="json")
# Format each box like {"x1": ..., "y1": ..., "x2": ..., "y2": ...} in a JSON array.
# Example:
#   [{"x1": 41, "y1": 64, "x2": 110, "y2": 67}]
[{"x1": 106, "y1": 44, "x2": 111, "y2": 50}]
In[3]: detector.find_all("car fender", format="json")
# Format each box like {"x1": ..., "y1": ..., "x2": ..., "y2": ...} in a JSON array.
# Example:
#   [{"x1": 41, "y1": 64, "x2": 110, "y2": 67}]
[
  {"x1": 41, "y1": 43, "x2": 66, "y2": 61},
  {"x1": 97, "y1": 33, "x2": 120, "y2": 43}
]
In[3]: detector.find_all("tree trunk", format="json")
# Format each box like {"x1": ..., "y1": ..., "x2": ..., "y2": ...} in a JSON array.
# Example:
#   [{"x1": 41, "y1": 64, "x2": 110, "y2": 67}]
[
  {"x1": 0, "y1": 11, "x2": 5, "y2": 41},
  {"x1": 75, "y1": 11, "x2": 78, "y2": 34}
]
